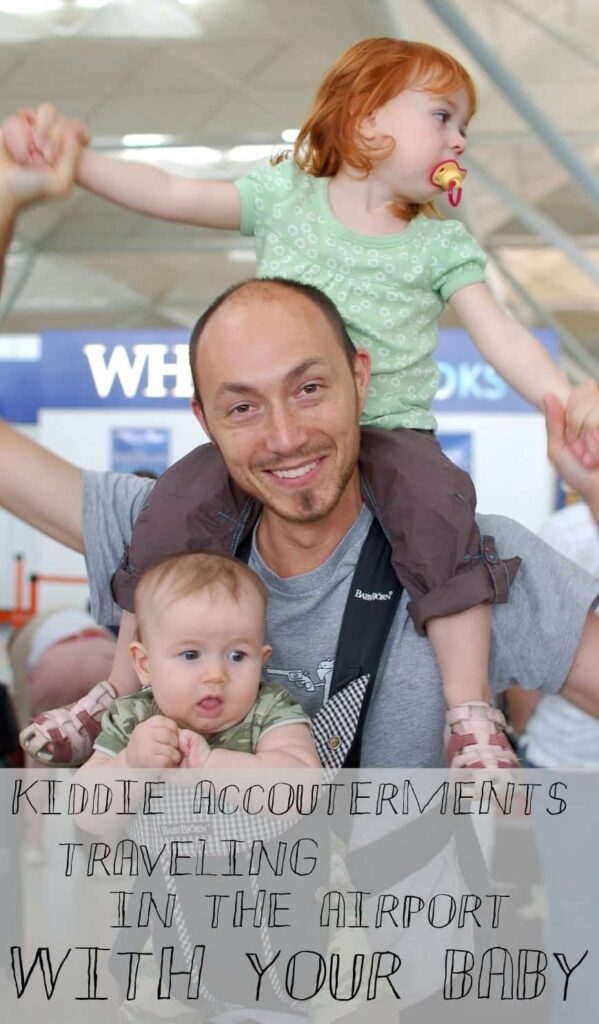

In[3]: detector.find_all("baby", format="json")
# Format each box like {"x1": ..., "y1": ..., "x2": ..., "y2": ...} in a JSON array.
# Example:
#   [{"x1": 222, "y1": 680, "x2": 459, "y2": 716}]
[{"x1": 84, "y1": 551, "x2": 320, "y2": 771}]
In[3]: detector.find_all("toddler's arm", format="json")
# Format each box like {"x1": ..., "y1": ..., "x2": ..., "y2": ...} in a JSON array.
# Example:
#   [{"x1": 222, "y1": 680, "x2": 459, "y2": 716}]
[
  {"x1": 450, "y1": 282, "x2": 569, "y2": 406},
  {"x1": 6, "y1": 103, "x2": 241, "y2": 230},
  {"x1": 451, "y1": 282, "x2": 599, "y2": 447},
  {"x1": 180, "y1": 722, "x2": 321, "y2": 770},
  {"x1": 76, "y1": 148, "x2": 241, "y2": 228}
]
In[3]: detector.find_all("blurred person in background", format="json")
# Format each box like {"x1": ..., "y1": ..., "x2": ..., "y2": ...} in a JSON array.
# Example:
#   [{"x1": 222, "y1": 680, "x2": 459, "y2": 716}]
[
  {"x1": 8, "y1": 607, "x2": 116, "y2": 752},
  {"x1": 506, "y1": 500, "x2": 599, "y2": 768},
  {"x1": 506, "y1": 395, "x2": 599, "y2": 766}
]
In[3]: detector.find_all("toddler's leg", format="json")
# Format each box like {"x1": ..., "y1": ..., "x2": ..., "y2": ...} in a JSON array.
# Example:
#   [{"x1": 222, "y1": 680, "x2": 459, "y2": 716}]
[
  {"x1": 19, "y1": 609, "x2": 139, "y2": 767},
  {"x1": 427, "y1": 603, "x2": 491, "y2": 707},
  {"x1": 429, "y1": 606, "x2": 519, "y2": 769},
  {"x1": 360, "y1": 427, "x2": 520, "y2": 769}
]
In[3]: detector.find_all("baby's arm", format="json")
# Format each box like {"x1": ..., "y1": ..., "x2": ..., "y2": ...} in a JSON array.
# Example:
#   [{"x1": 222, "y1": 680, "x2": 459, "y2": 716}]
[
  {"x1": 180, "y1": 722, "x2": 321, "y2": 770},
  {"x1": 73, "y1": 716, "x2": 181, "y2": 835},
  {"x1": 6, "y1": 103, "x2": 241, "y2": 230},
  {"x1": 450, "y1": 282, "x2": 599, "y2": 446}
]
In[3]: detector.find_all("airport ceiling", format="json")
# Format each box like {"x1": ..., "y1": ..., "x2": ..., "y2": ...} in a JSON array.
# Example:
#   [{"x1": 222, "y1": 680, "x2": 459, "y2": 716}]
[{"x1": 1, "y1": 0, "x2": 598, "y2": 376}]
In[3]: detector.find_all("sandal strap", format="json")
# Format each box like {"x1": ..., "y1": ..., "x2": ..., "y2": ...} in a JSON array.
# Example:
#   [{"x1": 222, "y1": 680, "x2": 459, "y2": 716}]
[
  {"x1": 20, "y1": 680, "x2": 117, "y2": 766},
  {"x1": 445, "y1": 701, "x2": 520, "y2": 770}
]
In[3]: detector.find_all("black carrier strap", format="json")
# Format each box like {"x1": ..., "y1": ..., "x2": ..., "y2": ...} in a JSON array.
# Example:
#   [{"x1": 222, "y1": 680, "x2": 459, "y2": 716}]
[
  {"x1": 330, "y1": 517, "x2": 402, "y2": 694},
  {"x1": 237, "y1": 518, "x2": 402, "y2": 768},
  {"x1": 329, "y1": 517, "x2": 403, "y2": 766},
  {"x1": 234, "y1": 531, "x2": 252, "y2": 565}
]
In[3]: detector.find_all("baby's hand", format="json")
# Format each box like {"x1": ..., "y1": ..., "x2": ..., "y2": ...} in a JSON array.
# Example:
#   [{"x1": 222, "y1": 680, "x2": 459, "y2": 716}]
[
  {"x1": 178, "y1": 729, "x2": 211, "y2": 769},
  {"x1": 125, "y1": 715, "x2": 181, "y2": 769}
]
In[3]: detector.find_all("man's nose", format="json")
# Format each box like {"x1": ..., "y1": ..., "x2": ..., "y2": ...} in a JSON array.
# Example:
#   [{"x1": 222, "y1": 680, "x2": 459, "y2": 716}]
[{"x1": 264, "y1": 403, "x2": 307, "y2": 454}]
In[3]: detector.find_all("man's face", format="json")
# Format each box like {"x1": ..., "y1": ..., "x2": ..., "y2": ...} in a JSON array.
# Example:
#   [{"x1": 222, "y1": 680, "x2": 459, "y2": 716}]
[{"x1": 191, "y1": 290, "x2": 370, "y2": 526}]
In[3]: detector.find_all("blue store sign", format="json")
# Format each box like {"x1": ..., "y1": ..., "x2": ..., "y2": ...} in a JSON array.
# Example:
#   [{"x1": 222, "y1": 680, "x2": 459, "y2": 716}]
[{"x1": 3, "y1": 327, "x2": 559, "y2": 423}]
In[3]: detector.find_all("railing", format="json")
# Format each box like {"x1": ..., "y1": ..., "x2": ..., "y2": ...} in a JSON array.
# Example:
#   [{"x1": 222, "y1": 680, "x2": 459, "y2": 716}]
[{"x1": 0, "y1": 554, "x2": 88, "y2": 629}]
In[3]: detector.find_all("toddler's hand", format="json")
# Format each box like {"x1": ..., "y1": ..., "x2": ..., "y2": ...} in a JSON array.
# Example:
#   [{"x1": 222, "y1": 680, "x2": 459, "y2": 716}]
[
  {"x1": 33, "y1": 102, "x2": 90, "y2": 165},
  {"x1": 124, "y1": 715, "x2": 181, "y2": 769},
  {"x1": 578, "y1": 427, "x2": 599, "y2": 470},
  {"x1": 2, "y1": 105, "x2": 90, "y2": 171},
  {"x1": 178, "y1": 729, "x2": 211, "y2": 769},
  {"x1": 564, "y1": 380, "x2": 599, "y2": 445}
]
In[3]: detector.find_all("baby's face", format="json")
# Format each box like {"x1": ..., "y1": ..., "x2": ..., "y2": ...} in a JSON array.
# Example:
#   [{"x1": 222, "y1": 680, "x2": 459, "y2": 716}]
[{"x1": 132, "y1": 584, "x2": 270, "y2": 734}]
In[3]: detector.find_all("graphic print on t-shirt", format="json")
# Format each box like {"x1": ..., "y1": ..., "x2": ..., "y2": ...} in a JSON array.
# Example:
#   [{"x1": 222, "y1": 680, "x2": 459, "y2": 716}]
[{"x1": 267, "y1": 657, "x2": 334, "y2": 694}]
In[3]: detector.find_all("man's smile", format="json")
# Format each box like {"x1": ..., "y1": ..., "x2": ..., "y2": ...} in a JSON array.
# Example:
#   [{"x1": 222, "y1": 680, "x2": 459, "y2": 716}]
[
  {"x1": 262, "y1": 455, "x2": 327, "y2": 487},
  {"x1": 270, "y1": 459, "x2": 320, "y2": 479}
]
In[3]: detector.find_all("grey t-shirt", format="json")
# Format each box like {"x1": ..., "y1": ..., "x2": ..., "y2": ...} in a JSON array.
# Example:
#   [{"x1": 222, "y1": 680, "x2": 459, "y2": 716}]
[{"x1": 82, "y1": 471, "x2": 599, "y2": 768}]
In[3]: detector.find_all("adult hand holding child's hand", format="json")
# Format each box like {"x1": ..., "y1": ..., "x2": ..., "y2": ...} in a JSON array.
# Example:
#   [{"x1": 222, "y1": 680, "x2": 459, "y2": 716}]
[
  {"x1": 124, "y1": 715, "x2": 182, "y2": 769},
  {"x1": 3, "y1": 104, "x2": 90, "y2": 168},
  {"x1": 564, "y1": 379, "x2": 599, "y2": 468}
]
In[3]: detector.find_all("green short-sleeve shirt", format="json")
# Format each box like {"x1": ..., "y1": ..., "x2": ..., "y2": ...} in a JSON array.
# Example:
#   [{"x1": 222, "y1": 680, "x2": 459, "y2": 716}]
[
  {"x1": 94, "y1": 681, "x2": 311, "y2": 758},
  {"x1": 235, "y1": 158, "x2": 487, "y2": 430}
]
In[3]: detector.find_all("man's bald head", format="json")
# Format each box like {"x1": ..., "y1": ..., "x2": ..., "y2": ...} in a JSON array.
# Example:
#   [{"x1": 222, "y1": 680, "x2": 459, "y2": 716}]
[{"x1": 188, "y1": 278, "x2": 357, "y2": 405}]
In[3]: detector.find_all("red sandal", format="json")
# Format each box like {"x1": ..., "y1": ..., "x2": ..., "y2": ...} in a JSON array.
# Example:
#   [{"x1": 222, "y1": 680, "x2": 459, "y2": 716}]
[
  {"x1": 445, "y1": 701, "x2": 520, "y2": 770},
  {"x1": 19, "y1": 680, "x2": 117, "y2": 767}
]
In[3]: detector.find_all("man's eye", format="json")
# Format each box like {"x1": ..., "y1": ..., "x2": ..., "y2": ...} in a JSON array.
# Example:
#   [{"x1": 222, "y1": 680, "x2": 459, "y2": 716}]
[
  {"x1": 228, "y1": 650, "x2": 247, "y2": 663},
  {"x1": 230, "y1": 403, "x2": 252, "y2": 417},
  {"x1": 181, "y1": 650, "x2": 199, "y2": 661},
  {"x1": 301, "y1": 382, "x2": 321, "y2": 396}
]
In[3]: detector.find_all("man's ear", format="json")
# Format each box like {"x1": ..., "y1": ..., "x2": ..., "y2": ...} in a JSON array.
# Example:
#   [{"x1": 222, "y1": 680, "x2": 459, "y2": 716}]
[
  {"x1": 191, "y1": 397, "x2": 213, "y2": 441},
  {"x1": 353, "y1": 348, "x2": 372, "y2": 415},
  {"x1": 130, "y1": 640, "x2": 151, "y2": 687}
]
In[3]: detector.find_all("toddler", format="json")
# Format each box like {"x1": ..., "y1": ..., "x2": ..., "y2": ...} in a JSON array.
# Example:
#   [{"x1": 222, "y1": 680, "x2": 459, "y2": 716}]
[
  {"x1": 82, "y1": 551, "x2": 319, "y2": 771},
  {"x1": 14, "y1": 37, "x2": 599, "y2": 770}
]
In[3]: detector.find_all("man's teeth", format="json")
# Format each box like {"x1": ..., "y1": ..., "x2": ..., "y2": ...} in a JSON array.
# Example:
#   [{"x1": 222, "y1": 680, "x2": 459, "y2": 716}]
[{"x1": 271, "y1": 461, "x2": 318, "y2": 480}]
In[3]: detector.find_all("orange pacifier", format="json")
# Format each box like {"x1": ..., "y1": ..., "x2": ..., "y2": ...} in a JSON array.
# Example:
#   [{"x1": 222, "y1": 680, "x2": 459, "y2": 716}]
[{"x1": 430, "y1": 160, "x2": 467, "y2": 207}]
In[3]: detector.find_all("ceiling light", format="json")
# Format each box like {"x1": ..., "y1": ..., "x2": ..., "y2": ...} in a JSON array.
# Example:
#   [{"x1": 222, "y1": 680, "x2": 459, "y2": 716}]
[
  {"x1": 227, "y1": 249, "x2": 256, "y2": 264},
  {"x1": 281, "y1": 129, "x2": 299, "y2": 143},
  {"x1": 155, "y1": 146, "x2": 221, "y2": 165},
  {"x1": 114, "y1": 145, "x2": 221, "y2": 167},
  {"x1": 73, "y1": 0, "x2": 202, "y2": 39},
  {"x1": 0, "y1": 0, "x2": 62, "y2": 11},
  {"x1": 121, "y1": 133, "x2": 172, "y2": 148},
  {"x1": 74, "y1": 0, "x2": 111, "y2": 8},
  {"x1": 227, "y1": 144, "x2": 274, "y2": 163}
]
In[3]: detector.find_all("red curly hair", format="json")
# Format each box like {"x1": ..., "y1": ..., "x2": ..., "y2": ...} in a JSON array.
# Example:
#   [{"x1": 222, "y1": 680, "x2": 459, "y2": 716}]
[{"x1": 277, "y1": 37, "x2": 477, "y2": 222}]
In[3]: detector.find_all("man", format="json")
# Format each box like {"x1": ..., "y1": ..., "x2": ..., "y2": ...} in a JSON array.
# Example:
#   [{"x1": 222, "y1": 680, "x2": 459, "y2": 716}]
[{"x1": 2, "y1": 131, "x2": 599, "y2": 767}]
